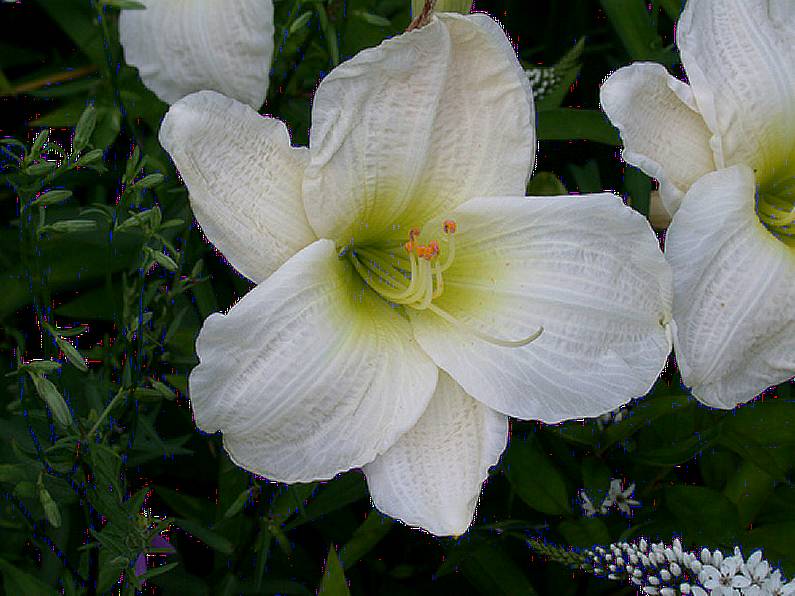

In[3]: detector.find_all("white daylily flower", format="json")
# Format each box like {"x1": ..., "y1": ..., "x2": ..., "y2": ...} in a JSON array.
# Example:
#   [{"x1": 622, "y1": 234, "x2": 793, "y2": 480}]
[
  {"x1": 600, "y1": 0, "x2": 795, "y2": 408},
  {"x1": 160, "y1": 13, "x2": 672, "y2": 536},
  {"x1": 120, "y1": 0, "x2": 274, "y2": 108}
]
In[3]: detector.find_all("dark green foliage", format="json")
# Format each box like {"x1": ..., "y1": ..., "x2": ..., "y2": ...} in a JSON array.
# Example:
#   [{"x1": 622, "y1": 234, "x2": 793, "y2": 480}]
[{"x1": 1, "y1": 1, "x2": 793, "y2": 594}]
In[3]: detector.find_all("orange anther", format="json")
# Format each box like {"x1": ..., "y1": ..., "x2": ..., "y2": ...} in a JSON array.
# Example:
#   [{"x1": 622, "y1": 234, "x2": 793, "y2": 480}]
[
  {"x1": 404, "y1": 241, "x2": 414, "y2": 253},
  {"x1": 409, "y1": 227, "x2": 421, "y2": 240},
  {"x1": 417, "y1": 245, "x2": 435, "y2": 261},
  {"x1": 427, "y1": 240, "x2": 440, "y2": 258},
  {"x1": 443, "y1": 220, "x2": 457, "y2": 234}
]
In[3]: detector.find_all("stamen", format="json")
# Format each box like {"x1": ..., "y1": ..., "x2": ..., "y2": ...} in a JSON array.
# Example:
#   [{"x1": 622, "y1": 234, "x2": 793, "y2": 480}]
[
  {"x1": 346, "y1": 218, "x2": 542, "y2": 349},
  {"x1": 419, "y1": 303, "x2": 544, "y2": 348}
]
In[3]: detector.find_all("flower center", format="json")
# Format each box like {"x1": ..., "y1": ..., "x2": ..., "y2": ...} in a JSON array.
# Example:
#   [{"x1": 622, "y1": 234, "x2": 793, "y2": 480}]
[
  {"x1": 758, "y1": 174, "x2": 795, "y2": 246},
  {"x1": 343, "y1": 220, "x2": 542, "y2": 348}
]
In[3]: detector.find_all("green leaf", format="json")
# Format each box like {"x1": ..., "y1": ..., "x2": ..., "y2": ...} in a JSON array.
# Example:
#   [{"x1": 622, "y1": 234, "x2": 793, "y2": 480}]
[
  {"x1": 534, "y1": 39, "x2": 585, "y2": 111},
  {"x1": 0, "y1": 559, "x2": 58, "y2": 596},
  {"x1": 557, "y1": 518, "x2": 610, "y2": 548},
  {"x1": 526, "y1": 171, "x2": 567, "y2": 196},
  {"x1": 352, "y1": 10, "x2": 391, "y2": 27},
  {"x1": 536, "y1": 109, "x2": 620, "y2": 145},
  {"x1": 54, "y1": 335, "x2": 88, "y2": 372},
  {"x1": 339, "y1": 512, "x2": 393, "y2": 570},
  {"x1": 75, "y1": 147, "x2": 103, "y2": 166},
  {"x1": 600, "y1": 392, "x2": 693, "y2": 453},
  {"x1": 133, "y1": 173, "x2": 164, "y2": 189},
  {"x1": 30, "y1": 189, "x2": 73, "y2": 207},
  {"x1": 173, "y1": 518, "x2": 234, "y2": 554},
  {"x1": 222, "y1": 488, "x2": 252, "y2": 519},
  {"x1": 102, "y1": 0, "x2": 147, "y2": 9},
  {"x1": 284, "y1": 473, "x2": 367, "y2": 530},
  {"x1": 269, "y1": 483, "x2": 317, "y2": 524},
  {"x1": 38, "y1": 485, "x2": 62, "y2": 528},
  {"x1": 504, "y1": 436, "x2": 571, "y2": 515},
  {"x1": 72, "y1": 104, "x2": 97, "y2": 155},
  {"x1": 600, "y1": 0, "x2": 678, "y2": 64},
  {"x1": 40, "y1": 219, "x2": 99, "y2": 234},
  {"x1": 665, "y1": 485, "x2": 739, "y2": 543},
  {"x1": 26, "y1": 371, "x2": 72, "y2": 426},
  {"x1": 459, "y1": 542, "x2": 539, "y2": 595},
  {"x1": 318, "y1": 545, "x2": 350, "y2": 596}
]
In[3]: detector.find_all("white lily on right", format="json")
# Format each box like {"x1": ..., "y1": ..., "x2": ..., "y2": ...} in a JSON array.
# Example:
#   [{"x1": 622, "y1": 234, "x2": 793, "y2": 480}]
[
  {"x1": 600, "y1": 0, "x2": 795, "y2": 408},
  {"x1": 120, "y1": 0, "x2": 274, "y2": 108}
]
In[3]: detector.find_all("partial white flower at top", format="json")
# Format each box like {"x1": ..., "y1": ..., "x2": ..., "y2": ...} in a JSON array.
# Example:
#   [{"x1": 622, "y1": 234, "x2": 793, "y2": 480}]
[
  {"x1": 120, "y1": 0, "x2": 274, "y2": 108},
  {"x1": 600, "y1": 0, "x2": 795, "y2": 409},
  {"x1": 159, "y1": 12, "x2": 673, "y2": 536}
]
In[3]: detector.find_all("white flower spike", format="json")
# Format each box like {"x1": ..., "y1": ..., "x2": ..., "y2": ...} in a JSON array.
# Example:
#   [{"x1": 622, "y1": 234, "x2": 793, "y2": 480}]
[
  {"x1": 600, "y1": 0, "x2": 795, "y2": 408},
  {"x1": 120, "y1": 0, "x2": 274, "y2": 108},
  {"x1": 161, "y1": 13, "x2": 673, "y2": 536}
]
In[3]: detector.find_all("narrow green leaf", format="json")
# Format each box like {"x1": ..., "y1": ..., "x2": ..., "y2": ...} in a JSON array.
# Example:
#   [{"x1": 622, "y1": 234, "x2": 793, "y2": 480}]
[
  {"x1": 55, "y1": 336, "x2": 88, "y2": 372},
  {"x1": 72, "y1": 105, "x2": 97, "y2": 155},
  {"x1": 26, "y1": 372, "x2": 72, "y2": 426},
  {"x1": 352, "y1": 10, "x2": 391, "y2": 27},
  {"x1": 75, "y1": 147, "x2": 103, "y2": 166},
  {"x1": 102, "y1": 0, "x2": 147, "y2": 9},
  {"x1": 289, "y1": 11, "x2": 313, "y2": 34},
  {"x1": 30, "y1": 129, "x2": 49, "y2": 159},
  {"x1": 40, "y1": 219, "x2": 98, "y2": 234},
  {"x1": 339, "y1": 513, "x2": 393, "y2": 570},
  {"x1": 31, "y1": 189, "x2": 72, "y2": 207},
  {"x1": 133, "y1": 173, "x2": 164, "y2": 189},
  {"x1": 318, "y1": 545, "x2": 350, "y2": 596},
  {"x1": 38, "y1": 485, "x2": 62, "y2": 528},
  {"x1": 223, "y1": 488, "x2": 252, "y2": 519}
]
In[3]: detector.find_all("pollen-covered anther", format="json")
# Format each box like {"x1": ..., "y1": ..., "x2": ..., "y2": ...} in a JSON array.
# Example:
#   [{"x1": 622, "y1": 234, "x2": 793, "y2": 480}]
[
  {"x1": 443, "y1": 219, "x2": 457, "y2": 234},
  {"x1": 404, "y1": 240, "x2": 414, "y2": 253}
]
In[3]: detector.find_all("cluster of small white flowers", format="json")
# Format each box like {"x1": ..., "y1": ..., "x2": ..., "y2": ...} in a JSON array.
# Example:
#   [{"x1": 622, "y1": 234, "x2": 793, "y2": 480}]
[
  {"x1": 584, "y1": 539, "x2": 795, "y2": 596},
  {"x1": 579, "y1": 478, "x2": 639, "y2": 517},
  {"x1": 525, "y1": 67, "x2": 560, "y2": 101}
]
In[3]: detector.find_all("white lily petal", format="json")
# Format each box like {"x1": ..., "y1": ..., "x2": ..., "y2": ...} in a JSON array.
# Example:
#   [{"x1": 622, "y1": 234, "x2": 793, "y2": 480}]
[
  {"x1": 410, "y1": 195, "x2": 673, "y2": 423},
  {"x1": 159, "y1": 91, "x2": 316, "y2": 283},
  {"x1": 600, "y1": 62, "x2": 715, "y2": 216},
  {"x1": 303, "y1": 13, "x2": 534, "y2": 245},
  {"x1": 364, "y1": 372, "x2": 508, "y2": 537},
  {"x1": 677, "y1": 0, "x2": 795, "y2": 181},
  {"x1": 666, "y1": 165, "x2": 795, "y2": 408},
  {"x1": 120, "y1": 0, "x2": 274, "y2": 108},
  {"x1": 190, "y1": 240, "x2": 438, "y2": 482}
]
